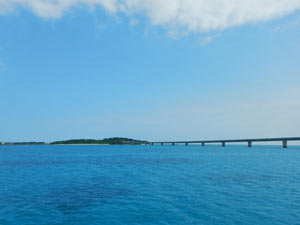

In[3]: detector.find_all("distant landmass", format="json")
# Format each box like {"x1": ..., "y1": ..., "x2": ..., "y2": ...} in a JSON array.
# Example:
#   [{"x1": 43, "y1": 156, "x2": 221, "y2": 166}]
[
  {"x1": 0, "y1": 142, "x2": 46, "y2": 145},
  {"x1": 0, "y1": 138, "x2": 149, "y2": 145},
  {"x1": 52, "y1": 138, "x2": 148, "y2": 145}
]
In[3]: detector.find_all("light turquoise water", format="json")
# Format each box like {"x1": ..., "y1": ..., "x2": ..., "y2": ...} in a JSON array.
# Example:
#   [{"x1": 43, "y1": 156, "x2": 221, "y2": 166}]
[{"x1": 1, "y1": 145, "x2": 300, "y2": 225}]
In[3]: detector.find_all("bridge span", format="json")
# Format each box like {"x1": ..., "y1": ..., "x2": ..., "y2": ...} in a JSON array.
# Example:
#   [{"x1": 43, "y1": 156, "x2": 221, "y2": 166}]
[{"x1": 150, "y1": 137, "x2": 300, "y2": 148}]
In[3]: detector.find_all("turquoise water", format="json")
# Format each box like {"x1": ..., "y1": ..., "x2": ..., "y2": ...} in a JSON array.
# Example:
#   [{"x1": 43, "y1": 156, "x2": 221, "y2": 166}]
[{"x1": 1, "y1": 145, "x2": 300, "y2": 225}]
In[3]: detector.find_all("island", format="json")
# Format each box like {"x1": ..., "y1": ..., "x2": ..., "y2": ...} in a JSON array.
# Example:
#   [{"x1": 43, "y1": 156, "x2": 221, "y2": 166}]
[
  {"x1": 0, "y1": 138, "x2": 149, "y2": 145},
  {"x1": 51, "y1": 137, "x2": 148, "y2": 145}
]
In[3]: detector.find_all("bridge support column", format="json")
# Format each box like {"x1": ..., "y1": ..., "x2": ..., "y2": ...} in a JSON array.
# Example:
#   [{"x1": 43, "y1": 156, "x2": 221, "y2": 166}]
[
  {"x1": 172, "y1": 143, "x2": 175, "y2": 146},
  {"x1": 202, "y1": 142, "x2": 205, "y2": 146},
  {"x1": 283, "y1": 140, "x2": 287, "y2": 148},
  {"x1": 222, "y1": 142, "x2": 225, "y2": 147},
  {"x1": 161, "y1": 143, "x2": 163, "y2": 146},
  {"x1": 248, "y1": 141, "x2": 252, "y2": 147},
  {"x1": 185, "y1": 143, "x2": 188, "y2": 146}
]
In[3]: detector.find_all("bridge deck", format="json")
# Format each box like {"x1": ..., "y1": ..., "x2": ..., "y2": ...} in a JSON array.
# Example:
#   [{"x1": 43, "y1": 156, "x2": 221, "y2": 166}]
[{"x1": 151, "y1": 137, "x2": 300, "y2": 148}]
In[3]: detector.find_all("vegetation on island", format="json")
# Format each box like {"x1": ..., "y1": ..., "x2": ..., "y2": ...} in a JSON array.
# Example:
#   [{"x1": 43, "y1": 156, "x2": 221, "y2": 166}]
[
  {"x1": 0, "y1": 138, "x2": 149, "y2": 145},
  {"x1": 51, "y1": 137, "x2": 148, "y2": 145}
]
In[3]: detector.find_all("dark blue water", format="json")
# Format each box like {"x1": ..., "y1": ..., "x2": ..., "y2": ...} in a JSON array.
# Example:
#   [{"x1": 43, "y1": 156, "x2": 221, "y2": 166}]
[{"x1": 1, "y1": 145, "x2": 300, "y2": 225}]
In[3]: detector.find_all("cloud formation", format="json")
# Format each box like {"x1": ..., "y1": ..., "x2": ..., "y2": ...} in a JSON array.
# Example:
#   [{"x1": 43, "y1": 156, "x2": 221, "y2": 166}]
[{"x1": 1, "y1": 0, "x2": 300, "y2": 32}]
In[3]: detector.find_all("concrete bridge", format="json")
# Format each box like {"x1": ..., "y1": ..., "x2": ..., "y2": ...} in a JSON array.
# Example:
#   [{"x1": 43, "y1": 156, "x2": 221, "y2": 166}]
[{"x1": 150, "y1": 137, "x2": 300, "y2": 148}]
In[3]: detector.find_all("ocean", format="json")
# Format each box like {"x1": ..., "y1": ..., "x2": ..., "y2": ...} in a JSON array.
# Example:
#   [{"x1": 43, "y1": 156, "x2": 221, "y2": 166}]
[{"x1": 1, "y1": 145, "x2": 300, "y2": 225}]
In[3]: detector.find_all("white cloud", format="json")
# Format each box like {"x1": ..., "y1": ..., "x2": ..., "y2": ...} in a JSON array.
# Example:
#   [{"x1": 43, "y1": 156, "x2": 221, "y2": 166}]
[
  {"x1": 198, "y1": 36, "x2": 213, "y2": 46},
  {"x1": 198, "y1": 33, "x2": 221, "y2": 46},
  {"x1": 272, "y1": 15, "x2": 300, "y2": 32},
  {"x1": 1, "y1": 0, "x2": 300, "y2": 32}
]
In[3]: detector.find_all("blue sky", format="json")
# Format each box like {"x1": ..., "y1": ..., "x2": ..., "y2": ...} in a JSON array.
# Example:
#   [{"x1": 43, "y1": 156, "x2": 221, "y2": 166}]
[{"x1": 0, "y1": 1, "x2": 300, "y2": 142}]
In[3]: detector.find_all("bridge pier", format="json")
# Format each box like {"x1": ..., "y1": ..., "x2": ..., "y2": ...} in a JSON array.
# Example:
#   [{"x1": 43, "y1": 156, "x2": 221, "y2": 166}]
[
  {"x1": 161, "y1": 143, "x2": 163, "y2": 146},
  {"x1": 222, "y1": 142, "x2": 225, "y2": 147},
  {"x1": 283, "y1": 140, "x2": 287, "y2": 148},
  {"x1": 202, "y1": 142, "x2": 205, "y2": 146},
  {"x1": 248, "y1": 141, "x2": 252, "y2": 147},
  {"x1": 172, "y1": 142, "x2": 175, "y2": 146},
  {"x1": 185, "y1": 143, "x2": 188, "y2": 146}
]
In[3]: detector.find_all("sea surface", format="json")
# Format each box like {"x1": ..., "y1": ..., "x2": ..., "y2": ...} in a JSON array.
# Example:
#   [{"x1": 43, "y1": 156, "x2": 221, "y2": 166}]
[{"x1": 1, "y1": 145, "x2": 300, "y2": 225}]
